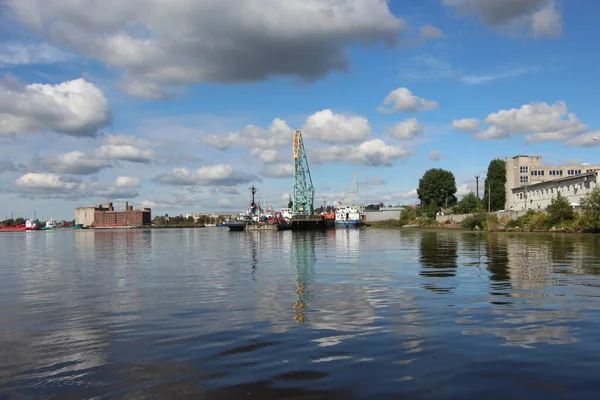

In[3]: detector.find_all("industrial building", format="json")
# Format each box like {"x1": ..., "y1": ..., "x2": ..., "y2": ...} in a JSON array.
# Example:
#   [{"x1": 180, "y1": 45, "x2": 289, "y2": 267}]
[
  {"x1": 75, "y1": 202, "x2": 151, "y2": 228},
  {"x1": 364, "y1": 207, "x2": 405, "y2": 223},
  {"x1": 506, "y1": 155, "x2": 600, "y2": 210}
]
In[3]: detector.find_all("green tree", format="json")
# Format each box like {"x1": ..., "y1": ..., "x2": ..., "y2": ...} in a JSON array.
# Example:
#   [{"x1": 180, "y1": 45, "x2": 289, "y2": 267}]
[
  {"x1": 580, "y1": 188, "x2": 600, "y2": 231},
  {"x1": 546, "y1": 192, "x2": 574, "y2": 225},
  {"x1": 482, "y1": 159, "x2": 506, "y2": 212},
  {"x1": 15, "y1": 217, "x2": 25, "y2": 225},
  {"x1": 424, "y1": 200, "x2": 440, "y2": 219},
  {"x1": 454, "y1": 192, "x2": 481, "y2": 214},
  {"x1": 417, "y1": 168, "x2": 457, "y2": 209}
]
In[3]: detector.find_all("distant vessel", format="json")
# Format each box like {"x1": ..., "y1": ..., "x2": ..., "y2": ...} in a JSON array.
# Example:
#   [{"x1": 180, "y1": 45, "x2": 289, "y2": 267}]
[
  {"x1": 43, "y1": 218, "x2": 56, "y2": 230},
  {"x1": 228, "y1": 185, "x2": 260, "y2": 231},
  {"x1": 335, "y1": 205, "x2": 365, "y2": 227},
  {"x1": 335, "y1": 170, "x2": 366, "y2": 227},
  {"x1": 25, "y1": 219, "x2": 40, "y2": 231}
]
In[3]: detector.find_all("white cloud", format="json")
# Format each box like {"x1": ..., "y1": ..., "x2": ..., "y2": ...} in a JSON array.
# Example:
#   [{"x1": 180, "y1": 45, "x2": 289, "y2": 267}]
[
  {"x1": 202, "y1": 118, "x2": 293, "y2": 150},
  {"x1": 36, "y1": 135, "x2": 156, "y2": 175},
  {"x1": 16, "y1": 173, "x2": 82, "y2": 192},
  {"x1": 484, "y1": 102, "x2": 586, "y2": 141},
  {"x1": 563, "y1": 132, "x2": 600, "y2": 148},
  {"x1": 0, "y1": 78, "x2": 111, "y2": 137},
  {"x1": 452, "y1": 118, "x2": 480, "y2": 132},
  {"x1": 428, "y1": 150, "x2": 442, "y2": 161},
  {"x1": 218, "y1": 198, "x2": 232, "y2": 207},
  {"x1": 153, "y1": 164, "x2": 256, "y2": 186},
  {"x1": 418, "y1": 25, "x2": 446, "y2": 42},
  {"x1": 385, "y1": 118, "x2": 422, "y2": 140},
  {"x1": 461, "y1": 66, "x2": 540, "y2": 85},
  {"x1": 311, "y1": 139, "x2": 412, "y2": 167},
  {"x1": 378, "y1": 87, "x2": 438, "y2": 113},
  {"x1": 382, "y1": 188, "x2": 418, "y2": 202},
  {"x1": 303, "y1": 109, "x2": 371, "y2": 143},
  {"x1": 361, "y1": 177, "x2": 386, "y2": 186},
  {"x1": 458, "y1": 101, "x2": 587, "y2": 142},
  {"x1": 115, "y1": 176, "x2": 141, "y2": 188},
  {"x1": 443, "y1": 0, "x2": 562, "y2": 38},
  {"x1": 38, "y1": 151, "x2": 111, "y2": 175},
  {"x1": 250, "y1": 148, "x2": 287, "y2": 164},
  {"x1": 6, "y1": 0, "x2": 403, "y2": 98},
  {"x1": 261, "y1": 163, "x2": 294, "y2": 179},
  {"x1": 0, "y1": 42, "x2": 71, "y2": 65},
  {"x1": 93, "y1": 144, "x2": 155, "y2": 163}
]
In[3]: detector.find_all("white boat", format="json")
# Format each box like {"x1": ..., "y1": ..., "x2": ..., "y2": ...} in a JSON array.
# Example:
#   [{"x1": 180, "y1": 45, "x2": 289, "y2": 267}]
[{"x1": 335, "y1": 205, "x2": 364, "y2": 227}]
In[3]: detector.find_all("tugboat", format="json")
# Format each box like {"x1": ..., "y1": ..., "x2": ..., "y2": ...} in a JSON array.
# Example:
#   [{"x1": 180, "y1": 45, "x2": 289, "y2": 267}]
[{"x1": 227, "y1": 185, "x2": 260, "y2": 231}]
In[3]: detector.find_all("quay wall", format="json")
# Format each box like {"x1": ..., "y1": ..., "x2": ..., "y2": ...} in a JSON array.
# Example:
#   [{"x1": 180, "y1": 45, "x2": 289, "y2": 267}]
[{"x1": 435, "y1": 210, "x2": 529, "y2": 224}]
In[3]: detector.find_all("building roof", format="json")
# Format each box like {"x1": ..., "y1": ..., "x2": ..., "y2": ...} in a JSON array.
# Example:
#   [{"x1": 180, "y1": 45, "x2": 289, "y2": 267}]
[{"x1": 513, "y1": 171, "x2": 596, "y2": 191}]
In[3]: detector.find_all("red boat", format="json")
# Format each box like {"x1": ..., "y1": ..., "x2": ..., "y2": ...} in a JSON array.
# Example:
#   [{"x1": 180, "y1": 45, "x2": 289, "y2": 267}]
[{"x1": 0, "y1": 224, "x2": 26, "y2": 231}]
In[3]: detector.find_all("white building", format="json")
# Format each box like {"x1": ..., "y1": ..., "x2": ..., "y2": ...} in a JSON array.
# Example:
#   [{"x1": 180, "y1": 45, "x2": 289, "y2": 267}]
[
  {"x1": 505, "y1": 155, "x2": 600, "y2": 210},
  {"x1": 510, "y1": 171, "x2": 598, "y2": 211}
]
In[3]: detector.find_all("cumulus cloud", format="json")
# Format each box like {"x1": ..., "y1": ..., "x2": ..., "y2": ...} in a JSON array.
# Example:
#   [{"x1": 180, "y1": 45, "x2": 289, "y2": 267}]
[
  {"x1": 153, "y1": 164, "x2": 256, "y2": 187},
  {"x1": 452, "y1": 118, "x2": 480, "y2": 132},
  {"x1": 0, "y1": 78, "x2": 111, "y2": 137},
  {"x1": 378, "y1": 87, "x2": 438, "y2": 113},
  {"x1": 5, "y1": 0, "x2": 403, "y2": 98},
  {"x1": 385, "y1": 118, "x2": 422, "y2": 140},
  {"x1": 250, "y1": 148, "x2": 287, "y2": 164},
  {"x1": 36, "y1": 135, "x2": 156, "y2": 175},
  {"x1": 564, "y1": 132, "x2": 600, "y2": 148},
  {"x1": 260, "y1": 163, "x2": 294, "y2": 179},
  {"x1": 303, "y1": 109, "x2": 371, "y2": 143},
  {"x1": 94, "y1": 144, "x2": 155, "y2": 163},
  {"x1": 202, "y1": 118, "x2": 293, "y2": 151},
  {"x1": 457, "y1": 101, "x2": 587, "y2": 142},
  {"x1": 14, "y1": 172, "x2": 141, "y2": 199},
  {"x1": 311, "y1": 139, "x2": 412, "y2": 167},
  {"x1": 428, "y1": 150, "x2": 442, "y2": 161},
  {"x1": 115, "y1": 176, "x2": 141, "y2": 188},
  {"x1": 382, "y1": 188, "x2": 418, "y2": 202},
  {"x1": 443, "y1": 0, "x2": 562, "y2": 38},
  {"x1": 38, "y1": 151, "x2": 112, "y2": 175}
]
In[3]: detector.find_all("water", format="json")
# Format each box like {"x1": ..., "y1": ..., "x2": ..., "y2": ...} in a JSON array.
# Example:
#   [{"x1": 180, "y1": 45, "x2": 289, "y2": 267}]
[{"x1": 2, "y1": 228, "x2": 600, "y2": 399}]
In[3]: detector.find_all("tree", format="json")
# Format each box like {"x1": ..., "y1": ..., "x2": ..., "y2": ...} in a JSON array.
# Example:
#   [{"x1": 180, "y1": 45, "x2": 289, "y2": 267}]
[
  {"x1": 417, "y1": 168, "x2": 457, "y2": 209},
  {"x1": 454, "y1": 192, "x2": 481, "y2": 214},
  {"x1": 580, "y1": 188, "x2": 600, "y2": 231},
  {"x1": 482, "y1": 159, "x2": 506, "y2": 212},
  {"x1": 546, "y1": 192, "x2": 574, "y2": 225},
  {"x1": 288, "y1": 195, "x2": 293, "y2": 209}
]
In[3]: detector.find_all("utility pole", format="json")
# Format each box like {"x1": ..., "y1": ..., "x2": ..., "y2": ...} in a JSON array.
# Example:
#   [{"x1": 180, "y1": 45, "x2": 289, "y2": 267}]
[
  {"x1": 488, "y1": 185, "x2": 491, "y2": 213},
  {"x1": 475, "y1": 175, "x2": 480, "y2": 199}
]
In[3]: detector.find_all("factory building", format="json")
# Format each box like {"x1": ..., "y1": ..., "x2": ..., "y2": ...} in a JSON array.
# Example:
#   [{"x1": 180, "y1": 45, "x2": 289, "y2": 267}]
[
  {"x1": 505, "y1": 155, "x2": 600, "y2": 210},
  {"x1": 364, "y1": 207, "x2": 405, "y2": 223},
  {"x1": 75, "y1": 202, "x2": 151, "y2": 228}
]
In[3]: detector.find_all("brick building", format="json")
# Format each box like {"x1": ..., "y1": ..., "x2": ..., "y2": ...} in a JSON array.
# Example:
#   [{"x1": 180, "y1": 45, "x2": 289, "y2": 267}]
[{"x1": 93, "y1": 202, "x2": 151, "y2": 227}]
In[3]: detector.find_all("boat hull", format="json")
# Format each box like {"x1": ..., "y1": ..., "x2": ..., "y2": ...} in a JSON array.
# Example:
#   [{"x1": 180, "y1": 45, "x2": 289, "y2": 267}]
[{"x1": 335, "y1": 220, "x2": 363, "y2": 227}]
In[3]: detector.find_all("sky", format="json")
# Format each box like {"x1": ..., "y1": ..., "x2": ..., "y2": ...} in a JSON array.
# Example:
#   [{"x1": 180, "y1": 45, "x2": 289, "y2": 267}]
[{"x1": 1, "y1": 0, "x2": 600, "y2": 220}]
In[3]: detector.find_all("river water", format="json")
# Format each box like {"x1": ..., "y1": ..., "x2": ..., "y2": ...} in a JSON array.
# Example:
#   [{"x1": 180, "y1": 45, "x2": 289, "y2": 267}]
[{"x1": 1, "y1": 228, "x2": 600, "y2": 399}]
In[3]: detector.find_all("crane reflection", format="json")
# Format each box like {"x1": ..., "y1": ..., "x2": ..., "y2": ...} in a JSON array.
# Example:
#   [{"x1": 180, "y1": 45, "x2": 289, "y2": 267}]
[{"x1": 292, "y1": 233, "x2": 316, "y2": 324}]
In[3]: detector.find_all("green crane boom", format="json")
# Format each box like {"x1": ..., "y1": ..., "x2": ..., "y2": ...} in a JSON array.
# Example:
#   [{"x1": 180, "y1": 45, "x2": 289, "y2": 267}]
[{"x1": 292, "y1": 129, "x2": 314, "y2": 215}]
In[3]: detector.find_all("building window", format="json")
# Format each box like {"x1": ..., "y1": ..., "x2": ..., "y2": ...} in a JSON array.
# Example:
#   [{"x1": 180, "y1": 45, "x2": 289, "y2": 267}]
[
  {"x1": 520, "y1": 176, "x2": 529, "y2": 183},
  {"x1": 520, "y1": 166, "x2": 528, "y2": 173}
]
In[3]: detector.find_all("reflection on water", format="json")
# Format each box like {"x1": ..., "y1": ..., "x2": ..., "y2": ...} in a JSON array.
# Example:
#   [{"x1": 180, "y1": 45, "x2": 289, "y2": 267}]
[
  {"x1": 292, "y1": 233, "x2": 316, "y2": 324},
  {"x1": 2, "y1": 229, "x2": 600, "y2": 399}
]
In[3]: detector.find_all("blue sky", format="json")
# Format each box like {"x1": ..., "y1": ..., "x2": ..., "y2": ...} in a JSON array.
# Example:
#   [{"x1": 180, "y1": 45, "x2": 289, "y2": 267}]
[{"x1": 1, "y1": 0, "x2": 600, "y2": 220}]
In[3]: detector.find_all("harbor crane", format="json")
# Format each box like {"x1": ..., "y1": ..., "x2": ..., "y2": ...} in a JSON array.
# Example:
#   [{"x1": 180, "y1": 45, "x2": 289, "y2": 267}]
[
  {"x1": 292, "y1": 129, "x2": 314, "y2": 215},
  {"x1": 340, "y1": 170, "x2": 366, "y2": 206}
]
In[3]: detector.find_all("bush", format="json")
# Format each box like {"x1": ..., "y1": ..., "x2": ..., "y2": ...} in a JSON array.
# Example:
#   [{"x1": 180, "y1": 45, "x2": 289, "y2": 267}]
[
  {"x1": 580, "y1": 188, "x2": 600, "y2": 231},
  {"x1": 454, "y1": 192, "x2": 482, "y2": 214},
  {"x1": 547, "y1": 193, "x2": 575, "y2": 225},
  {"x1": 461, "y1": 213, "x2": 487, "y2": 230},
  {"x1": 399, "y1": 207, "x2": 418, "y2": 225}
]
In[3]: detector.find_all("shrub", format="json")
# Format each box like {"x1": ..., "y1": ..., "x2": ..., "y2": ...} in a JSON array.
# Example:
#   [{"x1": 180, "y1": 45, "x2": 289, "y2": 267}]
[
  {"x1": 454, "y1": 192, "x2": 482, "y2": 214},
  {"x1": 580, "y1": 188, "x2": 600, "y2": 231},
  {"x1": 547, "y1": 192, "x2": 575, "y2": 225},
  {"x1": 461, "y1": 213, "x2": 487, "y2": 230},
  {"x1": 399, "y1": 207, "x2": 418, "y2": 225}
]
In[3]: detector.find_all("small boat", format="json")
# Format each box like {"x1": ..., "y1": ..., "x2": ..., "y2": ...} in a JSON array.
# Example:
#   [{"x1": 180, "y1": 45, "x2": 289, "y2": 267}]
[{"x1": 335, "y1": 205, "x2": 365, "y2": 227}]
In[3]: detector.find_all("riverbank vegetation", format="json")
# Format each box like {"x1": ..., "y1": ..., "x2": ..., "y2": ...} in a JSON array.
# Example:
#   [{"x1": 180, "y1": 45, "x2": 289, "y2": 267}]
[{"x1": 371, "y1": 188, "x2": 600, "y2": 233}]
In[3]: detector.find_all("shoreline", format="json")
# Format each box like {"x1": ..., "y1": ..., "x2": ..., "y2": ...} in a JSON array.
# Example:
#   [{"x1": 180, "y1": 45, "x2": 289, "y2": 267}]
[{"x1": 369, "y1": 223, "x2": 593, "y2": 234}]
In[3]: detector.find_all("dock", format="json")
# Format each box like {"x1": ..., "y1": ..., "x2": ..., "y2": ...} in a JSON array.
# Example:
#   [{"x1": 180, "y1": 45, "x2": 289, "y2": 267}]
[
  {"x1": 290, "y1": 215, "x2": 334, "y2": 231},
  {"x1": 246, "y1": 223, "x2": 291, "y2": 231}
]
